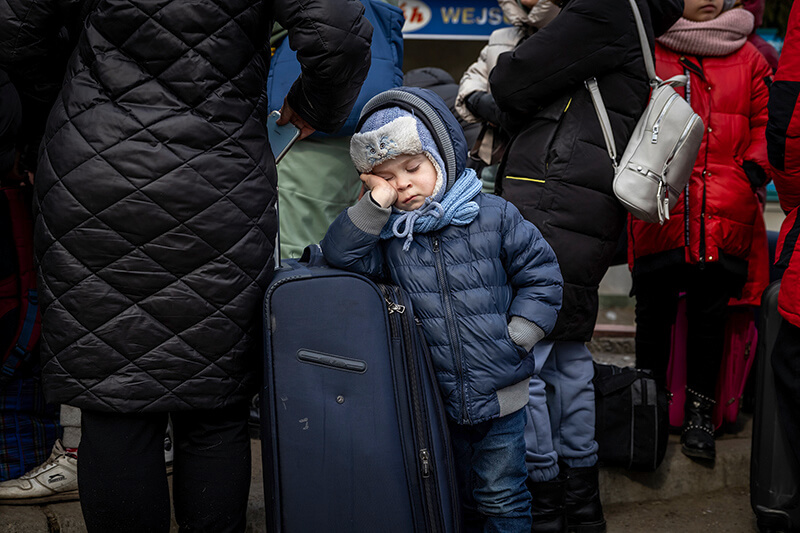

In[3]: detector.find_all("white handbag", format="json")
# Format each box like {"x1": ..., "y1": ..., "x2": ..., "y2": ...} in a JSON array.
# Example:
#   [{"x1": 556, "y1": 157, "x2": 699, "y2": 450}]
[{"x1": 586, "y1": 0, "x2": 704, "y2": 225}]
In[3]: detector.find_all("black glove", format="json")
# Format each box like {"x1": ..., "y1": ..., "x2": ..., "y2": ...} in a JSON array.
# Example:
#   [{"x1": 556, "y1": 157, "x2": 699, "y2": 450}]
[
  {"x1": 465, "y1": 91, "x2": 502, "y2": 127},
  {"x1": 742, "y1": 160, "x2": 768, "y2": 190}
]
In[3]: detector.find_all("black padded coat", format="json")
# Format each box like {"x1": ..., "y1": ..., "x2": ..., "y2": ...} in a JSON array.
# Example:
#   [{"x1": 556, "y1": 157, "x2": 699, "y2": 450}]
[
  {"x1": 489, "y1": 0, "x2": 683, "y2": 341},
  {"x1": 30, "y1": 0, "x2": 372, "y2": 412}
]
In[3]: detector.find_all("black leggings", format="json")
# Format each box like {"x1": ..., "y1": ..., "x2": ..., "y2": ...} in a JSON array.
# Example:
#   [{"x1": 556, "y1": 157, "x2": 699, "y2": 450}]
[
  {"x1": 634, "y1": 264, "x2": 732, "y2": 398},
  {"x1": 79, "y1": 405, "x2": 251, "y2": 533}
]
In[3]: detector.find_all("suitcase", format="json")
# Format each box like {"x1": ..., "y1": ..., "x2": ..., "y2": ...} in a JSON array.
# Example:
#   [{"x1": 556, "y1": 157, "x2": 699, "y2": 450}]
[
  {"x1": 261, "y1": 253, "x2": 460, "y2": 533},
  {"x1": 750, "y1": 281, "x2": 800, "y2": 532},
  {"x1": 667, "y1": 297, "x2": 757, "y2": 430}
]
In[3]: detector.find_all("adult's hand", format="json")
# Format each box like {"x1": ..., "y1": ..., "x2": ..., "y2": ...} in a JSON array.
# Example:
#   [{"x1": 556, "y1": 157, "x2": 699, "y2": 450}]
[{"x1": 277, "y1": 99, "x2": 316, "y2": 140}]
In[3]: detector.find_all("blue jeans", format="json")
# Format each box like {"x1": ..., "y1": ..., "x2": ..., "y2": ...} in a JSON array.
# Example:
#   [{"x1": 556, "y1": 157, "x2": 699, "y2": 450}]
[
  {"x1": 449, "y1": 409, "x2": 531, "y2": 533},
  {"x1": 525, "y1": 340, "x2": 599, "y2": 482}
]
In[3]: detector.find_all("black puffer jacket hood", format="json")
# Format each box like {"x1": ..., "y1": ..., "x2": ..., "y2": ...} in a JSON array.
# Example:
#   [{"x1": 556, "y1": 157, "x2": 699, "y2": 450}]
[
  {"x1": 557, "y1": 0, "x2": 681, "y2": 32},
  {"x1": 31, "y1": 0, "x2": 371, "y2": 412},
  {"x1": 647, "y1": 0, "x2": 685, "y2": 36}
]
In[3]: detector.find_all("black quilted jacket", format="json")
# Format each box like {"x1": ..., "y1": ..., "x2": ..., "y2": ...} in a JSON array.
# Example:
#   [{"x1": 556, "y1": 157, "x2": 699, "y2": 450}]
[{"x1": 26, "y1": 0, "x2": 371, "y2": 412}]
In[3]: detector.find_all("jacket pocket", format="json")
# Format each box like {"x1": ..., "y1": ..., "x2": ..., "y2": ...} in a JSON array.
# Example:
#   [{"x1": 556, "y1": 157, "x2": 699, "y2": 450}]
[{"x1": 504, "y1": 94, "x2": 572, "y2": 185}]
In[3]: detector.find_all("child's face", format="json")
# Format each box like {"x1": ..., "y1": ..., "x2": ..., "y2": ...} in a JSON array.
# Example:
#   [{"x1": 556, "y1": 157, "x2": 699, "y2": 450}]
[
  {"x1": 682, "y1": 0, "x2": 724, "y2": 21},
  {"x1": 372, "y1": 154, "x2": 438, "y2": 211}
]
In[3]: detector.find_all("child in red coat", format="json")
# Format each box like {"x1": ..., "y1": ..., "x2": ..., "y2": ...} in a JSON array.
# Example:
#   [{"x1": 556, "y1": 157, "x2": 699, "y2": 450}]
[{"x1": 629, "y1": 0, "x2": 772, "y2": 462}]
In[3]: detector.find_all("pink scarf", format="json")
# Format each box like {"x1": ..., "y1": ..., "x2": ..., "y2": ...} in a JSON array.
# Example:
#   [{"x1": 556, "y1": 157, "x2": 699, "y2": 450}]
[{"x1": 657, "y1": 8, "x2": 755, "y2": 57}]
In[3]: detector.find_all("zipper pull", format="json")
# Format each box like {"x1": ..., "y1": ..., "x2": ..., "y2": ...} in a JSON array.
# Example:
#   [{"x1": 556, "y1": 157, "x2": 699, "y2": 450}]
[
  {"x1": 433, "y1": 237, "x2": 439, "y2": 253},
  {"x1": 419, "y1": 449, "x2": 431, "y2": 478},
  {"x1": 385, "y1": 298, "x2": 406, "y2": 314},
  {"x1": 651, "y1": 123, "x2": 659, "y2": 143}
]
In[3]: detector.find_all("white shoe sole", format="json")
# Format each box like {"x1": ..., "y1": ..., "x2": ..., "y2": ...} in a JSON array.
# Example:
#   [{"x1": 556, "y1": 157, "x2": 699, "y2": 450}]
[{"x1": 0, "y1": 489, "x2": 80, "y2": 505}]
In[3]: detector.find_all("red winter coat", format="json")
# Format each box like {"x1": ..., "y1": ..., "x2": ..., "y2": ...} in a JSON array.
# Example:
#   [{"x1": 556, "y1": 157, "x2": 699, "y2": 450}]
[
  {"x1": 629, "y1": 41, "x2": 772, "y2": 305},
  {"x1": 767, "y1": 1, "x2": 800, "y2": 327}
]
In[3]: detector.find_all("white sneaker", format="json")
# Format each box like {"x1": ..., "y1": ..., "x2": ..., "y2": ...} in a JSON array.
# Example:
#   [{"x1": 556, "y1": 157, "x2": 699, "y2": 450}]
[{"x1": 0, "y1": 439, "x2": 79, "y2": 504}]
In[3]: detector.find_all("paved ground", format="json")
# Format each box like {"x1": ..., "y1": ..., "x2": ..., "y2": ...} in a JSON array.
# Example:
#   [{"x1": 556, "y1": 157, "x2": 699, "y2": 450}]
[
  {"x1": 1, "y1": 437, "x2": 760, "y2": 533},
  {"x1": 1, "y1": 341, "x2": 765, "y2": 532},
  {"x1": 0, "y1": 486, "x2": 760, "y2": 532},
  {"x1": 606, "y1": 487, "x2": 758, "y2": 532}
]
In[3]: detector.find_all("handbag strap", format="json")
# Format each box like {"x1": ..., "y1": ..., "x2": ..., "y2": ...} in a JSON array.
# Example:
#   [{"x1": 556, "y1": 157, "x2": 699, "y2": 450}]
[
  {"x1": 585, "y1": 78, "x2": 618, "y2": 167},
  {"x1": 627, "y1": 0, "x2": 658, "y2": 85},
  {"x1": 584, "y1": 0, "x2": 653, "y2": 168}
]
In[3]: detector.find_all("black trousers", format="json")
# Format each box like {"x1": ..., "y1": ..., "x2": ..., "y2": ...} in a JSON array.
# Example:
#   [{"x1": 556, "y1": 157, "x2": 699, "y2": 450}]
[
  {"x1": 634, "y1": 264, "x2": 732, "y2": 398},
  {"x1": 771, "y1": 319, "x2": 800, "y2": 468},
  {"x1": 79, "y1": 405, "x2": 251, "y2": 533}
]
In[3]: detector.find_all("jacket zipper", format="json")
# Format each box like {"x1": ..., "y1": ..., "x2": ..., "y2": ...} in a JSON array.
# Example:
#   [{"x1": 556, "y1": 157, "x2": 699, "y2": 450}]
[
  {"x1": 432, "y1": 235, "x2": 470, "y2": 424},
  {"x1": 683, "y1": 68, "x2": 692, "y2": 250},
  {"x1": 382, "y1": 286, "x2": 441, "y2": 533},
  {"x1": 691, "y1": 60, "x2": 711, "y2": 267}
]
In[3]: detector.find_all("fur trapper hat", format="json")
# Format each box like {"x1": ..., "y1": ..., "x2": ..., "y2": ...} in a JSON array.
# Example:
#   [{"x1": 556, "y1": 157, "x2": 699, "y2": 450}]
[{"x1": 350, "y1": 107, "x2": 446, "y2": 198}]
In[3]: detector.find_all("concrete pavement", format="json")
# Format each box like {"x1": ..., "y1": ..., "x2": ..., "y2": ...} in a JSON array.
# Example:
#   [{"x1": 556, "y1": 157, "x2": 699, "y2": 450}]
[
  {"x1": 0, "y1": 421, "x2": 758, "y2": 532},
  {"x1": 0, "y1": 350, "x2": 759, "y2": 532}
]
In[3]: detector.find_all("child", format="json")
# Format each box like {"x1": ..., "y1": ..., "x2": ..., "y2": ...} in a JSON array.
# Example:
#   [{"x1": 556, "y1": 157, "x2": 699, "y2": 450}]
[
  {"x1": 321, "y1": 86, "x2": 563, "y2": 532},
  {"x1": 629, "y1": 0, "x2": 771, "y2": 461}
]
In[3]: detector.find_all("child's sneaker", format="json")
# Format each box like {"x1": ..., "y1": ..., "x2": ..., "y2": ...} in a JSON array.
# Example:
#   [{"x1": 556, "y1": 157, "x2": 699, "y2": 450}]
[{"x1": 0, "y1": 439, "x2": 79, "y2": 504}]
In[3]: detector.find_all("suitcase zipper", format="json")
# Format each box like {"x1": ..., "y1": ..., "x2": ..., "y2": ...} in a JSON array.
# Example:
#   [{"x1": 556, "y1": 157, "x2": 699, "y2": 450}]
[
  {"x1": 382, "y1": 286, "x2": 443, "y2": 533},
  {"x1": 416, "y1": 316, "x2": 462, "y2": 531}
]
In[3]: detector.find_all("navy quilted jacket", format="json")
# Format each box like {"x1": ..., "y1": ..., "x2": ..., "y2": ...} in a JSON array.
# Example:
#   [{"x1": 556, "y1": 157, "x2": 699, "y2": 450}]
[
  {"x1": 27, "y1": 0, "x2": 372, "y2": 412},
  {"x1": 322, "y1": 88, "x2": 563, "y2": 424}
]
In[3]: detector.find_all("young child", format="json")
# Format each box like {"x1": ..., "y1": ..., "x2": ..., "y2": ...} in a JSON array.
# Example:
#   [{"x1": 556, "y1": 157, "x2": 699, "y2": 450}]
[
  {"x1": 321, "y1": 86, "x2": 563, "y2": 532},
  {"x1": 629, "y1": 0, "x2": 771, "y2": 461}
]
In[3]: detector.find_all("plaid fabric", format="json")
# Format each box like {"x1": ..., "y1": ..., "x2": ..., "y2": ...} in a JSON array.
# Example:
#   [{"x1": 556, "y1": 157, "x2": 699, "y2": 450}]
[{"x1": 0, "y1": 375, "x2": 59, "y2": 481}]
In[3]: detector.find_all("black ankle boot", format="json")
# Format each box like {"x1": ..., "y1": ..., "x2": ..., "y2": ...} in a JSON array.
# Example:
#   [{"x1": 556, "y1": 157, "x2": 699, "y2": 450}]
[
  {"x1": 563, "y1": 465, "x2": 606, "y2": 533},
  {"x1": 526, "y1": 476, "x2": 566, "y2": 533},
  {"x1": 681, "y1": 388, "x2": 716, "y2": 461}
]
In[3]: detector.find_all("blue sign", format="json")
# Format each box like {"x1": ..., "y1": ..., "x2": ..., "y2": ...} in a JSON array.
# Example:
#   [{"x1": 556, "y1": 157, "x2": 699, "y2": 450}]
[{"x1": 399, "y1": 0, "x2": 512, "y2": 40}]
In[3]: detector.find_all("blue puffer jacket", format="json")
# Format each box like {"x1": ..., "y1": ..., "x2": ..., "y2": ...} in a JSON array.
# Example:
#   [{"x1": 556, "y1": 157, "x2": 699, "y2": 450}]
[{"x1": 322, "y1": 88, "x2": 563, "y2": 424}]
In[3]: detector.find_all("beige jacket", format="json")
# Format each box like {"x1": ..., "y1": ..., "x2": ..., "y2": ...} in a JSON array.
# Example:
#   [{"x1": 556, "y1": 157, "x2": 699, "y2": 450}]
[{"x1": 454, "y1": 0, "x2": 560, "y2": 124}]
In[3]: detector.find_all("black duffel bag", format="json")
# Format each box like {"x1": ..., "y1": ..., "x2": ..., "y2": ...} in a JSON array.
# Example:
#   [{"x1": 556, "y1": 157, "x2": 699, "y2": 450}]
[{"x1": 593, "y1": 362, "x2": 669, "y2": 471}]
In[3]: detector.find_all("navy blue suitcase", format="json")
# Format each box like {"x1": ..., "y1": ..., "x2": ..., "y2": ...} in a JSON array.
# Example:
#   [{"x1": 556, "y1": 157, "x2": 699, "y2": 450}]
[
  {"x1": 261, "y1": 256, "x2": 460, "y2": 533},
  {"x1": 750, "y1": 281, "x2": 800, "y2": 532}
]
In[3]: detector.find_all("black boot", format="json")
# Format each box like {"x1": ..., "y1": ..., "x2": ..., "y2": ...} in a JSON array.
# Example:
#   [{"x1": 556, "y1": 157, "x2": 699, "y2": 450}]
[
  {"x1": 563, "y1": 464, "x2": 606, "y2": 533},
  {"x1": 527, "y1": 476, "x2": 566, "y2": 533},
  {"x1": 681, "y1": 388, "x2": 716, "y2": 461}
]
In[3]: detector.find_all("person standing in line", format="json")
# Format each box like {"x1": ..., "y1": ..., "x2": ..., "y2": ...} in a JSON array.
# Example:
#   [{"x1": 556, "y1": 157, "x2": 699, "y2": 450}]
[
  {"x1": 488, "y1": 0, "x2": 683, "y2": 531},
  {"x1": 629, "y1": 0, "x2": 772, "y2": 462},
  {"x1": 765, "y1": 0, "x2": 800, "y2": 470},
  {"x1": 18, "y1": 0, "x2": 372, "y2": 531}
]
